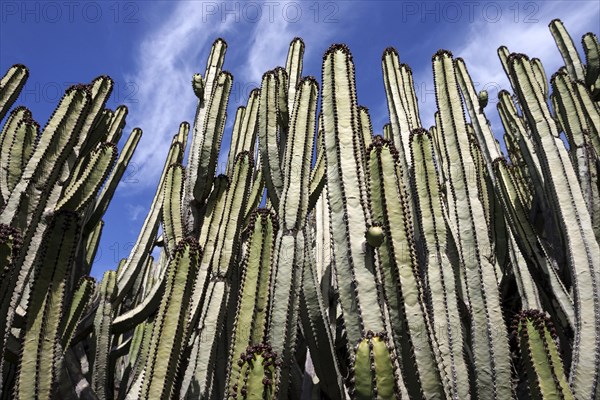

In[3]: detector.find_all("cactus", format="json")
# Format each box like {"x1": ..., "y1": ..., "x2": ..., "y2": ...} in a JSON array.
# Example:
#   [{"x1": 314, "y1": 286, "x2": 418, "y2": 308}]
[
  {"x1": 1, "y1": 17, "x2": 600, "y2": 400},
  {"x1": 513, "y1": 310, "x2": 574, "y2": 400}
]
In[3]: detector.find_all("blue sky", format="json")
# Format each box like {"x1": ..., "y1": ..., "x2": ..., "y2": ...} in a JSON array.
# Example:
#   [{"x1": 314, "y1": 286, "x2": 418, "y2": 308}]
[{"x1": 1, "y1": 1, "x2": 598, "y2": 278}]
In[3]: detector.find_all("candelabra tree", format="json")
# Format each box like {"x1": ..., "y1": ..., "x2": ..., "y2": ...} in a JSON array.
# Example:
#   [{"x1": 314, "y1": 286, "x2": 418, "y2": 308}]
[{"x1": 0, "y1": 18, "x2": 598, "y2": 400}]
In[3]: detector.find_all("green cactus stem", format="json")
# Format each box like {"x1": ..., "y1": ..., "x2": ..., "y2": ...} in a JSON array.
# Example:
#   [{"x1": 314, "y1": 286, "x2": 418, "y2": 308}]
[
  {"x1": 14, "y1": 211, "x2": 80, "y2": 400},
  {"x1": 513, "y1": 310, "x2": 574, "y2": 400},
  {"x1": 0, "y1": 64, "x2": 29, "y2": 122},
  {"x1": 139, "y1": 238, "x2": 200, "y2": 399}
]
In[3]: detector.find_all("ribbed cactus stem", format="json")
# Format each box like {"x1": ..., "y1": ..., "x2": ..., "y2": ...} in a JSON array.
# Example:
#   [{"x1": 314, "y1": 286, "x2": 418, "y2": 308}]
[
  {"x1": 91, "y1": 270, "x2": 117, "y2": 400},
  {"x1": 353, "y1": 331, "x2": 398, "y2": 400},
  {"x1": 225, "y1": 209, "x2": 276, "y2": 396},
  {"x1": 410, "y1": 128, "x2": 470, "y2": 399},
  {"x1": 582, "y1": 32, "x2": 600, "y2": 99},
  {"x1": 549, "y1": 19, "x2": 586, "y2": 81},
  {"x1": 162, "y1": 163, "x2": 186, "y2": 254},
  {"x1": 509, "y1": 53, "x2": 600, "y2": 399},
  {"x1": 514, "y1": 310, "x2": 574, "y2": 400},
  {"x1": 186, "y1": 38, "x2": 227, "y2": 210},
  {"x1": 0, "y1": 64, "x2": 29, "y2": 121},
  {"x1": 258, "y1": 70, "x2": 285, "y2": 209},
  {"x1": 139, "y1": 238, "x2": 200, "y2": 399},
  {"x1": 14, "y1": 211, "x2": 80, "y2": 400},
  {"x1": 433, "y1": 49, "x2": 511, "y2": 399},
  {"x1": 285, "y1": 38, "x2": 305, "y2": 116},
  {"x1": 321, "y1": 45, "x2": 387, "y2": 383},
  {"x1": 368, "y1": 135, "x2": 445, "y2": 399}
]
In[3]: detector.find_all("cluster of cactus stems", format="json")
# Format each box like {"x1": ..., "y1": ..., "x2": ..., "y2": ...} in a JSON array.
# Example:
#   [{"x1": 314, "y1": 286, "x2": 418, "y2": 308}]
[{"x1": 0, "y1": 18, "x2": 599, "y2": 400}]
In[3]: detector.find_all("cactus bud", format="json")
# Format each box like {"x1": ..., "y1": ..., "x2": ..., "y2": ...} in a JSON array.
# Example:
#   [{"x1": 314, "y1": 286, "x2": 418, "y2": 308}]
[
  {"x1": 478, "y1": 89, "x2": 488, "y2": 109},
  {"x1": 366, "y1": 225, "x2": 385, "y2": 247},
  {"x1": 192, "y1": 73, "x2": 205, "y2": 99}
]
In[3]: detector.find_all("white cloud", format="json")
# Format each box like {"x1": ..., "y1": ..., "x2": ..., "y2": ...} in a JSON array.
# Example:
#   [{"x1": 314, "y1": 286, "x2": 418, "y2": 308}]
[
  {"x1": 125, "y1": 203, "x2": 146, "y2": 222},
  {"x1": 121, "y1": 2, "x2": 235, "y2": 193},
  {"x1": 121, "y1": 1, "x2": 345, "y2": 192}
]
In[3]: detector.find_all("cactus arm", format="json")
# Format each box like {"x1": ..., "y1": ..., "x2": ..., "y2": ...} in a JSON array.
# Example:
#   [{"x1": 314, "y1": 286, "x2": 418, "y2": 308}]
[
  {"x1": 0, "y1": 106, "x2": 31, "y2": 174},
  {"x1": 188, "y1": 153, "x2": 252, "y2": 354},
  {"x1": 552, "y1": 73, "x2": 590, "y2": 169},
  {"x1": 321, "y1": 44, "x2": 383, "y2": 350},
  {"x1": 121, "y1": 316, "x2": 154, "y2": 399},
  {"x1": 509, "y1": 53, "x2": 600, "y2": 399},
  {"x1": 192, "y1": 71, "x2": 233, "y2": 205},
  {"x1": 14, "y1": 211, "x2": 80, "y2": 400},
  {"x1": 56, "y1": 142, "x2": 117, "y2": 213},
  {"x1": 354, "y1": 333, "x2": 399, "y2": 400},
  {"x1": 368, "y1": 136, "x2": 446, "y2": 399},
  {"x1": 582, "y1": 32, "x2": 600, "y2": 98},
  {"x1": 410, "y1": 129, "x2": 471, "y2": 399},
  {"x1": 507, "y1": 228, "x2": 543, "y2": 310},
  {"x1": 455, "y1": 58, "x2": 501, "y2": 165},
  {"x1": 267, "y1": 231, "x2": 304, "y2": 397},
  {"x1": 74, "y1": 77, "x2": 115, "y2": 155},
  {"x1": 189, "y1": 175, "x2": 229, "y2": 326},
  {"x1": 266, "y1": 80, "x2": 322, "y2": 393},
  {"x1": 0, "y1": 64, "x2": 28, "y2": 121},
  {"x1": 268, "y1": 78, "x2": 323, "y2": 394},
  {"x1": 497, "y1": 90, "x2": 544, "y2": 186},
  {"x1": 308, "y1": 143, "x2": 325, "y2": 215},
  {"x1": 358, "y1": 106, "x2": 373, "y2": 149},
  {"x1": 285, "y1": 38, "x2": 305, "y2": 116},
  {"x1": 298, "y1": 225, "x2": 345, "y2": 399},
  {"x1": 0, "y1": 85, "x2": 90, "y2": 228},
  {"x1": 225, "y1": 209, "x2": 276, "y2": 396},
  {"x1": 433, "y1": 49, "x2": 512, "y2": 399},
  {"x1": 571, "y1": 81, "x2": 600, "y2": 158},
  {"x1": 139, "y1": 238, "x2": 200, "y2": 400},
  {"x1": 111, "y1": 269, "x2": 166, "y2": 334},
  {"x1": 275, "y1": 68, "x2": 290, "y2": 160},
  {"x1": 102, "y1": 105, "x2": 128, "y2": 145},
  {"x1": 549, "y1": 19, "x2": 586, "y2": 81},
  {"x1": 226, "y1": 106, "x2": 246, "y2": 175},
  {"x1": 85, "y1": 127, "x2": 143, "y2": 234},
  {"x1": 212, "y1": 152, "x2": 253, "y2": 277},
  {"x1": 531, "y1": 58, "x2": 549, "y2": 99},
  {"x1": 279, "y1": 77, "x2": 317, "y2": 231},
  {"x1": 551, "y1": 73, "x2": 600, "y2": 240},
  {"x1": 91, "y1": 270, "x2": 117, "y2": 400},
  {"x1": 1, "y1": 114, "x2": 38, "y2": 199},
  {"x1": 381, "y1": 48, "x2": 420, "y2": 167},
  {"x1": 186, "y1": 38, "x2": 227, "y2": 209},
  {"x1": 182, "y1": 279, "x2": 227, "y2": 399},
  {"x1": 115, "y1": 137, "x2": 182, "y2": 303},
  {"x1": 162, "y1": 163, "x2": 186, "y2": 254},
  {"x1": 258, "y1": 71, "x2": 285, "y2": 209},
  {"x1": 60, "y1": 276, "x2": 95, "y2": 351},
  {"x1": 243, "y1": 168, "x2": 264, "y2": 224},
  {"x1": 514, "y1": 310, "x2": 574, "y2": 400},
  {"x1": 226, "y1": 90, "x2": 260, "y2": 175},
  {"x1": 493, "y1": 159, "x2": 574, "y2": 330}
]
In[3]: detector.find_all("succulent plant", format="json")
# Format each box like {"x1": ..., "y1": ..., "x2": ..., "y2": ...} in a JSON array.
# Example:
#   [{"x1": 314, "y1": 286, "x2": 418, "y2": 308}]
[{"x1": 0, "y1": 18, "x2": 599, "y2": 400}]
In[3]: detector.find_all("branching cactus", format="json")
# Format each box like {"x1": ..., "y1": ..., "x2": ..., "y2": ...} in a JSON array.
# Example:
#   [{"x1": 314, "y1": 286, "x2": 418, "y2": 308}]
[{"x1": 1, "y1": 17, "x2": 599, "y2": 400}]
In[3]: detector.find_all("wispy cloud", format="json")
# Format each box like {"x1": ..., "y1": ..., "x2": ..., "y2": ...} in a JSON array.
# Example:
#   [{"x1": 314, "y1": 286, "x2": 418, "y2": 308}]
[
  {"x1": 125, "y1": 203, "x2": 146, "y2": 222},
  {"x1": 122, "y1": 1, "x2": 346, "y2": 191},
  {"x1": 121, "y1": 3, "x2": 234, "y2": 192}
]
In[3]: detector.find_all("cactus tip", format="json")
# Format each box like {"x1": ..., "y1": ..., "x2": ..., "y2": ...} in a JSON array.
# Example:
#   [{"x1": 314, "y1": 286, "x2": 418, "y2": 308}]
[
  {"x1": 432, "y1": 49, "x2": 453, "y2": 61},
  {"x1": 324, "y1": 43, "x2": 352, "y2": 60}
]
